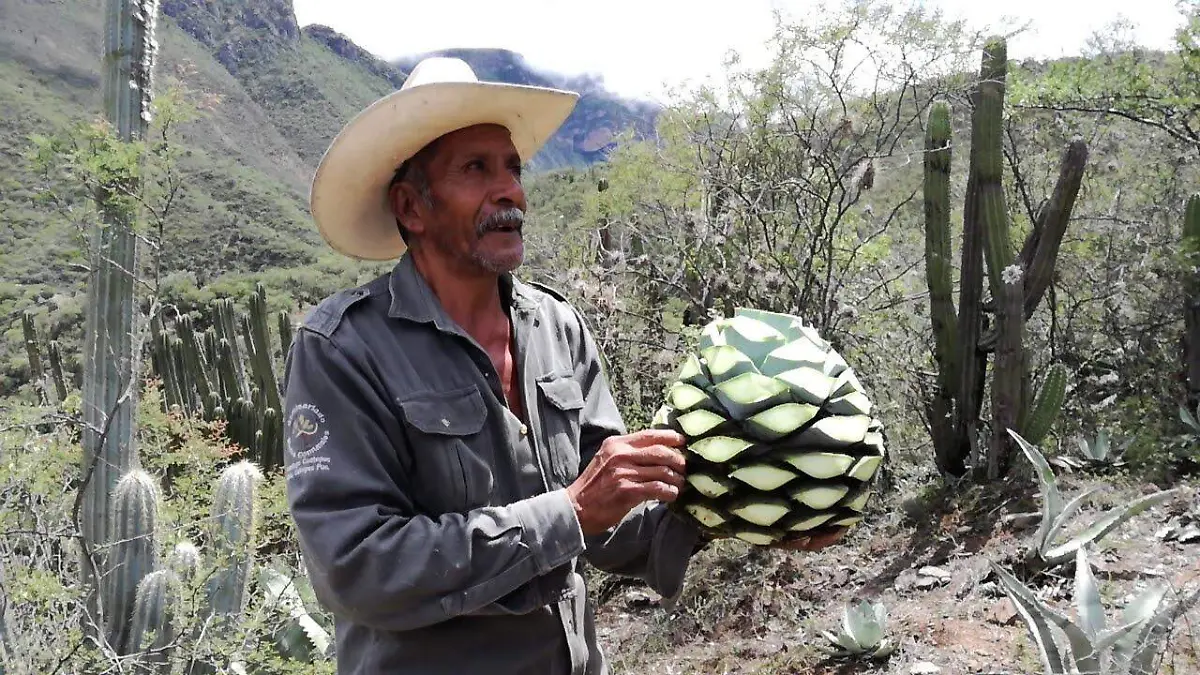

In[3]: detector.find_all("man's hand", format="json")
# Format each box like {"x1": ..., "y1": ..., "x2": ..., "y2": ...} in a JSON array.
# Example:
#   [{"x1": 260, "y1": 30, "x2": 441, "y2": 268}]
[
  {"x1": 566, "y1": 429, "x2": 687, "y2": 536},
  {"x1": 773, "y1": 526, "x2": 849, "y2": 551}
]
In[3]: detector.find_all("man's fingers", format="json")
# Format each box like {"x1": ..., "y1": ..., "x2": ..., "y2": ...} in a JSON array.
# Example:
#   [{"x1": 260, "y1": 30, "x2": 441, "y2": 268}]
[
  {"x1": 626, "y1": 444, "x2": 688, "y2": 472},
  {"x1": 635, "y1": 480, "x2": 681, "y2": 503},
  {"x1": 624, "y1": 429, "x2": 687, "y2": 448},
  {"x1": 633, "y1": 464, "x2": 685, "y2": 488}
]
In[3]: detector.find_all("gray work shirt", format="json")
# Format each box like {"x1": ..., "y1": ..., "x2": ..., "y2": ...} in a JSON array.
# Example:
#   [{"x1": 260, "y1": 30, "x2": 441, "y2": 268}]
[{"x1": 281, "y1": 253, "x2": 702, "y2": 674}]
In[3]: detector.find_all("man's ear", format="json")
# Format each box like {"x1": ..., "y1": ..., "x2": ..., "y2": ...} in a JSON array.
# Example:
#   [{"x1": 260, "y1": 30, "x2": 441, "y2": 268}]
[{"x1": 389, "y1": 181, "x2": 428, "y2": 237}]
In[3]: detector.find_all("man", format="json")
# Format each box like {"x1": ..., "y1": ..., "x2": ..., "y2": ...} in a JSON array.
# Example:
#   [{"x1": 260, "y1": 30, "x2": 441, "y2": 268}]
[{"x1": 283, "y1": 57, "x2": 842, "y2": 674}]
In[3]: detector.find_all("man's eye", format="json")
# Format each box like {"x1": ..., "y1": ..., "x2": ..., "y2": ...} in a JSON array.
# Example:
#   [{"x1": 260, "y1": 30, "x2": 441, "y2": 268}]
[{"x1": 466, "y1": 159, "x2": 484, "y2": 171}]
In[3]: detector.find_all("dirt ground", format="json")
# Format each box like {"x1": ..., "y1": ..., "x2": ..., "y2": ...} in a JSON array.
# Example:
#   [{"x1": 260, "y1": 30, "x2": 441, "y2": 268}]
[{"x1": 590, "y1": 471, "x2": 1200, "y2": 674}]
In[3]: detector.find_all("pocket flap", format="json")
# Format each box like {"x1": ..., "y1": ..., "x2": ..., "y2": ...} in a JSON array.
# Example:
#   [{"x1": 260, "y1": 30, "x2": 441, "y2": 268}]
[
  {"x1": 399, "y1": 386, "x2": 487, "y2": 436},
  {"x1": 537, "y1": 377, "x2": 585, "y2": 411}
]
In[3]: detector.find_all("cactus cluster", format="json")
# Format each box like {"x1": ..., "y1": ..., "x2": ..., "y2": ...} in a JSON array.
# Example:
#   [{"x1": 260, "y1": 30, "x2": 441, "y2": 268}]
[
  {"x1": 104, "y1": 461, "x2": 327, "y2": 670},
  {"x1": 150, "y1": 282, "x2": 291, "y2": 469},
  {"x1": 104, "y1": 464, "x2": 259, "y2": 663},
  {"x1": 922, "y1": 37, "x2": 1088, "y2": 478}
]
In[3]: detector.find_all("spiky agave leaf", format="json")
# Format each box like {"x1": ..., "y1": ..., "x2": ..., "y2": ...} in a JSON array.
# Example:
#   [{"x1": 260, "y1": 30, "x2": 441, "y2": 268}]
[{"x1": 258, "y1": 566, "x2": 332, "y2": 662}]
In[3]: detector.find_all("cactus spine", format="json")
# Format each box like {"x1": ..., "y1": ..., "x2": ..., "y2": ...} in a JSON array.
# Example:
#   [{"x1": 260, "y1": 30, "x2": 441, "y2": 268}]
[
  {"x1": 922, "y1": 36, "x2": 1088, "y2": 478},
  {"x1": 82, "y1": 0, "x2": 161, "y2": 639},
  {"x1": 1184, "y1": 194, "x2": 1200, "y2": 409},
  {"x1": 107, "y1": 470, "x2": 160, "y2": 654}
]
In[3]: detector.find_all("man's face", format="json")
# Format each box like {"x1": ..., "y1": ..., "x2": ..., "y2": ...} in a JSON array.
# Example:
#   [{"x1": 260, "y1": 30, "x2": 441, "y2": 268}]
[{"x1": 392, "y1": 124, "x2": 528, "y2": 277}]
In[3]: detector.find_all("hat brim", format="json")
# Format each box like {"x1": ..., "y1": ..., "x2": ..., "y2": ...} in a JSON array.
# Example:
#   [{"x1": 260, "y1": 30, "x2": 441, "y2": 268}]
[{"x1": 310, "y1": 81, "x2": 579, "y2": 261}]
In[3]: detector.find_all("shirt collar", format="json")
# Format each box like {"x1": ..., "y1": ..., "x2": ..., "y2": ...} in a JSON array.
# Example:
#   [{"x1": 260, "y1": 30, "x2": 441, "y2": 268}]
[{"x1": 386, "y1": 252, "x2": 540, "y2": 329}]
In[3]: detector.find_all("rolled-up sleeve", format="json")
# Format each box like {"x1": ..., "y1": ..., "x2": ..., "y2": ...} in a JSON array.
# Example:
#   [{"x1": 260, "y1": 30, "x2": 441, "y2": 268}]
[
  {"x1": 566, "y1": 308, "x2": 702, "y2": 602},
  {"x1": 282, "y1": 328, "x2": 586, "y2": 631}
]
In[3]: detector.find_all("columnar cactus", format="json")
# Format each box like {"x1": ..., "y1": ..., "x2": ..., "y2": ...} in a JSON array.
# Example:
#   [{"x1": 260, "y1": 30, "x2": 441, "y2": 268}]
[
  {"x1": 1183, "y1": 194, "x2": 1200, "y2": 409},
  {"x1": 1021, "y1": 363, "x2": 1067, "y2": 445},
  {"x1": 48, "y1": 340, "x2": 68, "y2": 402},
  {"x1": 82, "y1": 0, "x2": 161, "y2": 636},
  {"x1": 106, "y1": 469, "x2": 160, "y2": 654},
  {"x1": 21, "y1": 312, "x2": 44, "y2": 396},
  {"x1": 922, "y1": 36, "x2": 1088, "y2": 478},
  {"x1": 167, "y1": 540, "x2": 201, "y2": 581},
  {"x1": 125, "y1": 568, "x2": 179, "y2": 668},
  {"x1": 206, "y1": 461, "x2": 261, "y2": 616},
  {"x1": 277, "y1": 309, "x2": 294, "y2": 353},
  {"x1": 146, "y1": 290, "x2": 286, "y2": 468}
]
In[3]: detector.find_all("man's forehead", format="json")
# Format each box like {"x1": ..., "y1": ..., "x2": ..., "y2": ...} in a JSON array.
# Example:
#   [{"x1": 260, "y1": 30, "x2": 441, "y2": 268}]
[{"x1": 432, "y1": 124, "x2": 519, "y2": 158}]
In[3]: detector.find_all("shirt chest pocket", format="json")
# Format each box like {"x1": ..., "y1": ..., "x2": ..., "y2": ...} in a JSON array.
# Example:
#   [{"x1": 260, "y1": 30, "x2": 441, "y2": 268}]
[
  {"x1": 535, "y1": 373, "x2": 586, "y2": 486},
  {"x1": 397, "y1": 386, "x2": 494, "y2": 514}
]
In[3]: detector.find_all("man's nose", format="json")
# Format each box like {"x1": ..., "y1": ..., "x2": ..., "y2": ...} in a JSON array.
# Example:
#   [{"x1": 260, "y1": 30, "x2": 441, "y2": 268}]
[{"x1": 491, "y1": 169, "x2": 525, "y2": 207}]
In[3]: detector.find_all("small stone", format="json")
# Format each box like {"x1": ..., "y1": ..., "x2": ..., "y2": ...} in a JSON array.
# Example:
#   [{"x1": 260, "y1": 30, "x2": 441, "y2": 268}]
[
  {"x1": 911, "y1": 662, "x2": 941, "y2": 674},
  {"x1": 987, "y1": 598, "x2": 1018, "y2": 626},
  {"x1": 624, "y1": 590, "x2": 654, "y2": 608},
  {"x1": 918, "y1": 566, "x2": 951, "y2": 580}
]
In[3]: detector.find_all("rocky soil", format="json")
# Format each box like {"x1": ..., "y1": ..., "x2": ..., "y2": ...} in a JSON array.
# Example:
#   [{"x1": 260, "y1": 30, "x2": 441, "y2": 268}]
[{"x1": 591, "y1": 472, "x2": 1200, "y2": 674}]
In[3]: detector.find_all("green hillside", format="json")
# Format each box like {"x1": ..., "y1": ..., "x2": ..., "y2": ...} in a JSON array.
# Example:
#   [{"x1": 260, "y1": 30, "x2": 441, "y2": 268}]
[{"x1": 0, "y1": 0, "x2": 659, "y2": 394}]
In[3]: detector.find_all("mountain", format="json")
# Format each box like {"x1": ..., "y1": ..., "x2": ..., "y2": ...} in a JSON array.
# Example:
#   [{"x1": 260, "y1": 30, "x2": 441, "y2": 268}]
[
  {"x1": 392, "y1": 48, "x2": 661, "y2": 167},
  {"x1": 0, "y1": 0, "x2": 656, "y2": 392}
]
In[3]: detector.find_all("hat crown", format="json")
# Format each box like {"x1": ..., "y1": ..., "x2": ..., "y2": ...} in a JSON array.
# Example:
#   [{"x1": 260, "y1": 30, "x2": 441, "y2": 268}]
[{"x1": 401, "y1": 57, "x2": 480, "y2": 90}]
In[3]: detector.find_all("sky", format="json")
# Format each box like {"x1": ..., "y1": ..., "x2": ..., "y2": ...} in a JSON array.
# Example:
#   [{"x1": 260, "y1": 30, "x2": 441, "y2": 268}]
[{"x1": 292, "y1": 0, "x2": 1189, "y2": 103}]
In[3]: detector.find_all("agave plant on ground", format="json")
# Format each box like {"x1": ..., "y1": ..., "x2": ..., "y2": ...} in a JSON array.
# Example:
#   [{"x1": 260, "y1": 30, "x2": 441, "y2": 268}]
[
  {"x1": 1050, "y1": 430, "x2": 1132, "y2": 472},
  {"x1": 652, "y1": 308, "x2": 886, "y2": 546},
  {"x1": 819, "y1": 599, "x2": 896, "y2": 660},
  {"x1": 1009, "y1": 430, "x2": 1180, "y2": 572},
  {"x1": 993, "y1": 547, "x2": 1200, "y2": 675}
]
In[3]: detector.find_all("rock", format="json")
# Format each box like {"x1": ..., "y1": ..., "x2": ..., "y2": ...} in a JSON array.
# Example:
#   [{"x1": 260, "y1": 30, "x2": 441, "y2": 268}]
[
  {"x1": 987, "y1": 598, "x2": 1019, "y2": 626},
  {"x1": 918, "y1": 566, "x2": 951, "y2": 580},
  {"x1": 911, "y1": 662, "x2": 941, "y2": 674},
  {"x1": 914, "y1": 565, "x2": 950, "y2": 589},
  {"x1": 624, "y1": 590, "x2": 655, "y2": 609}
]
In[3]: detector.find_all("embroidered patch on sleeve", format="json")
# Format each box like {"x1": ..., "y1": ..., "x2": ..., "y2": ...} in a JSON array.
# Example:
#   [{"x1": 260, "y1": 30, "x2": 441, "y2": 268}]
[{"x1": 285, "y1": 403, "x2": 332, "y2": 481}]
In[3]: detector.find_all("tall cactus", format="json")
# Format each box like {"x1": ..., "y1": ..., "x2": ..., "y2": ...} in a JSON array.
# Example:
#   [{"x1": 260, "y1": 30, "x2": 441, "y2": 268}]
[
  {"x1": 21, "y1": 312, "x2": 45, "y2": 402},
  {"x1": 106, "y1": 470, "x2": 160, "y2": 654},
  {"x1": 923, "y1": 101, "x2": 959, "y2": 470},
  {"x1": 277, "y1": 309, "x2": 294, "y2": 354},
  {"x1": 922, "y1": 36, "x2": 1089, "y2": 478},
  {"x1": 1184, "y1": 194, "x2": 1200, "y2": 409},
  {"x1": 206, "y1": 461, "x2": 261, "y2": 616},
  {"x1": 82, "y1": 0, "x2": 161, "y2": 639},
  {"x1": 48, "y1": 340, "x2": 68, "y2": 402}
]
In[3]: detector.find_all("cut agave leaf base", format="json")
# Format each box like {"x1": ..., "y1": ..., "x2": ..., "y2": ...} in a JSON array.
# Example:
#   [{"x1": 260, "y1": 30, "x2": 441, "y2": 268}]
[{"x1": 656, "y1": 308, "x2": 887, "y2": 546}]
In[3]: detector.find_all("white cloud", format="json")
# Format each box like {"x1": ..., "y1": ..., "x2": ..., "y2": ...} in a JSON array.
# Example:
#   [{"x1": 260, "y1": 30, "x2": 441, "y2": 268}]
[{"x1": 292, "y1": 0, "x2": 1187, "y2": 102}]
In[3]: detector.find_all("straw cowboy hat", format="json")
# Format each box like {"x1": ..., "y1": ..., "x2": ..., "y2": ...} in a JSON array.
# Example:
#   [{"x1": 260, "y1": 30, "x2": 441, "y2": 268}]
[{"x1": 309, "y1": 56, "x2": 580, "y2": 261}]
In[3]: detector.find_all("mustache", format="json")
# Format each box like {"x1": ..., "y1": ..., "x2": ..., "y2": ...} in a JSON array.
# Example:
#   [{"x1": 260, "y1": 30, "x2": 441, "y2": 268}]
[{"x1": 477, "y1": 207, "x2": 525, "y2": 236}]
